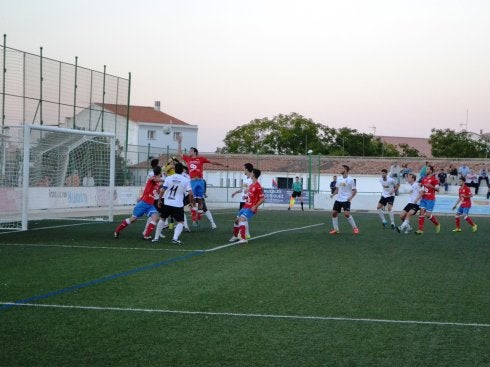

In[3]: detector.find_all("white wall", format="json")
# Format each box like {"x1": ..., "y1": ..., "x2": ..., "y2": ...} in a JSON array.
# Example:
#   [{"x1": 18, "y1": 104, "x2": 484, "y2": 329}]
[
  {"x1": 66, "y1": 105, "x2": 198, "y2": 165},
  {"x1": 24, "y1": 184, "x2": 490, "y2": 215},
  {"x1": 138, "y1": 124, "x2": 197, "y2": 154}
]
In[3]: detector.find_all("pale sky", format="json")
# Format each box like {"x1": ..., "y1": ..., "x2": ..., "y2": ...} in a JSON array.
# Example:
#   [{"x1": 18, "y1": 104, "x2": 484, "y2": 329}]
[{"x1": 2, "y1": 0, "x2": 490, "y2": 152}]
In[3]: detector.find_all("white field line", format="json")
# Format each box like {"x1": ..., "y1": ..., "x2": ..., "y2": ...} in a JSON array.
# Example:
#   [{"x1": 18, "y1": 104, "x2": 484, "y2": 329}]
[
  {"x1": 0, "y1": 223, "x2": 326, "y2": 253},
  {"x1": 206, "y1": 223, "x2": 325, "y2": 252},
  {"x1": 0, "y1": 222, "x2": 106, "y2": 234},
  {"x1": 0, "y1": 211, "x2": 235, "y2": 235},
  {"x1": 0, "y1": 243, "x2": 196, "y2": 252},
  {"x1": 1, "y1": 302, "x2": 488, "y2": 329}
]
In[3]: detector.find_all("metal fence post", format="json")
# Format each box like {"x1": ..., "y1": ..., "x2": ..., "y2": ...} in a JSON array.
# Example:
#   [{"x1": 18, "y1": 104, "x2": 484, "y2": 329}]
[{"x1": 73, "y1": 56, "x2": 78, "y2": 128}]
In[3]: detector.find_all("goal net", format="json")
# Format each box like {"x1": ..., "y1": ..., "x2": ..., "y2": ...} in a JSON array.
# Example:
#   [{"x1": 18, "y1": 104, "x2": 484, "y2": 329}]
[{"x1": 0, "y1": 124, "x2": 115, "y2": 231}]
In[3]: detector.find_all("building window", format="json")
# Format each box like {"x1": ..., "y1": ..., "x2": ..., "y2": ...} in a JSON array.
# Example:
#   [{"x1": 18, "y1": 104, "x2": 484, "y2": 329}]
[
  {"x1": 173, "y1": 131, "x2": 181, "y2": 141},
  {"x1": 148, "y1": 130, "x2": 156, "y2": 140},
  {"x1": 277, "y1": 177, "x2": 293, "y2": 189}
]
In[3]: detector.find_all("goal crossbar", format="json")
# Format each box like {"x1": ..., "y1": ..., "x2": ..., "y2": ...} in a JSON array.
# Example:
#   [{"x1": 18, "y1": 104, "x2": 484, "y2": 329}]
[{"x1": 15, "y1": 124, "x2": 116, "y2": 231}]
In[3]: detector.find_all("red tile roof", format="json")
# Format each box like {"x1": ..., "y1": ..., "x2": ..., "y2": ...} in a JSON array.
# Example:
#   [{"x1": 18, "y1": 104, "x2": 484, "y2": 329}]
[
  {"x1": 98, "y1": 103, "x2": 190, "y2": 126},
  {"x1": 130, "y1": 154, "x2": 488, "y2": 175}
]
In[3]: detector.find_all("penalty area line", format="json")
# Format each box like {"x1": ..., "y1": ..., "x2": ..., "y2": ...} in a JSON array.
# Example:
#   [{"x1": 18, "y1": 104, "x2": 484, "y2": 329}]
[
  {"x1": 205, "y1": 223, "x2": 325, "y2": 252},
  {"x1": 1, "y1": 302, "x2": 489, "y2": 329}
]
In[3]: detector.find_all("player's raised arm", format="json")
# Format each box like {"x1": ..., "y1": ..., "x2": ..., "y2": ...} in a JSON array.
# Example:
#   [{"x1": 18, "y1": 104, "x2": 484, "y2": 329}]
[
  {"x1": 176, "y1": 134, "x2": 183, "y2": 160},
  {"x1": 208, "y1": 159, "x2": 228, "y2": 168}
]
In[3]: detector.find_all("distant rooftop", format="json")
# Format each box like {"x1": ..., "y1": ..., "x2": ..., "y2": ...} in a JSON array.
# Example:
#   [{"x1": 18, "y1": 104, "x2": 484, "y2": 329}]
[
  {"x1": 378, "y1": 136, "x2": 432, "y2": 157},
  {"x1": 97, "y1": 103, "x2": 191, "y2": 126}
]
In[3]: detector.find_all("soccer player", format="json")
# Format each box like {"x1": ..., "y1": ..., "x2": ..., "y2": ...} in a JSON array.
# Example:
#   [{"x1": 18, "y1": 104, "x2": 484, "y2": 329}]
[
  {"x1": 114, "y1": 166, "x2": 162, "y2": 239},
  {"x1": 329, "y1": 165, "x2": 359, "y2": 235},
  {"x1": 329, "y1": 175, "x2": 337, "y2": 194},
  {"x1": 148, "y1": 157, "x2": 186, "y2": 240},
  {"x1": 288, "y1": 176, "x2": 304, "y2": 211},
  {"x1": 451, "y1": 177, "x2": 478, "y2": 233},
  {"x1": 142, "y1": 158, "x2": 164, "y2": 235},
  {"x1": 177, "y1": 135, "x2": 227, "y2": 226},
  {"x1": 153, "y1": 162, "x2": 194, "y2": 245},
  {"x1": 229, "y1": 168, "x2": 265, "y2": 244},
  {"x1": 231, "y1": 163, "x2": 254, "y2": 238},
  {"x1": 231, "y1": 163, "x2": 254, "y2": 210},
  {"x1": 162, "y1": 156, "x2": 180, "y2": 230},
  {"x1": 396, "y1": 173, "x2": 422, "y2": 234},
  {"x1": 201, "y1": 197, "x2": 217, "y2": 230},
  {"x1": 376, "y1": 168, "x2": 400, "y2": 229},
  {"x1": 415, "y1": 165, "x2": 441, "y2": 235}
]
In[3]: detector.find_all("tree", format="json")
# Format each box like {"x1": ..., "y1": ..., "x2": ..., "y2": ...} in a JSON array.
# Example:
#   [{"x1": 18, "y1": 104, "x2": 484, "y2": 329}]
[
  {"x1": 398, "y1": 143, "x2": 421, "y2": 157},
  {"x1": 329, "y1": 128, "x2": 399, "y2": 157},
  {"x1": 429, "y1": 129, "x2": 489, "y2": 158},
  {"x1": 221, "y1": 113, "x2": 336, "y2": 155},
  {"x1": 219, "y1": 113, "x2": 420, "y2": 157}
]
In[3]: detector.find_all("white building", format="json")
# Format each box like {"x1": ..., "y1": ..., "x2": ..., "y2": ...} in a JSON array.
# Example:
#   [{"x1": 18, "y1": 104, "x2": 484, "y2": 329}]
[{"x1": 64, "y1": 101, "x2": 198, "y2": 164}]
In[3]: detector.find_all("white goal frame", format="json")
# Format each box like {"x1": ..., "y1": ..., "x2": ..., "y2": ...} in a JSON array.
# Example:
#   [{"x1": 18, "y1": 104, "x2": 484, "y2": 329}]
[{"x1": 19, "y1": 124, "x2": 116, "y2": 231}]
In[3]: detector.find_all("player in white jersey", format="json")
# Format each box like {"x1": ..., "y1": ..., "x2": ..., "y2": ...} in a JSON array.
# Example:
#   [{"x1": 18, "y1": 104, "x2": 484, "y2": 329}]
[
  {"x1": 376, "y1": 168, "x2": 400, "y2": 229},
  {"x1": 231, "y1": 163, "x2": 254, "y2": 210},
  {"x1": 153, "y1": 162, "x2": 194, "y2": 245},
  {"x1": 231, "y1": 163, "x2": 254, "y2": 238},
  {"x1": 396, "y1": 173, "x2": 422, "y2": 234},
  {"x1": 329, "y1": 165, "x2": 359, "y2": 235}
]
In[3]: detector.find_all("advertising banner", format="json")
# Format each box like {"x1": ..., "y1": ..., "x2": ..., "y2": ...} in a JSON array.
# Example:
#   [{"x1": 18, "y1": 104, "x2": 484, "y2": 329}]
[{"x1": 264, "y1": 188, "x2": 310, "y2": 205}]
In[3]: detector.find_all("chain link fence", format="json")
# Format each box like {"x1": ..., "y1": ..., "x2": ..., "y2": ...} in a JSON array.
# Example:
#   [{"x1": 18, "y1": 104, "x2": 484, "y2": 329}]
[
  {"x1": 2, "y1": 36, "x2": 488, "y2": 190},
  {"x1": 1, "y1": 36, "x2": 131, "y2": 186}
]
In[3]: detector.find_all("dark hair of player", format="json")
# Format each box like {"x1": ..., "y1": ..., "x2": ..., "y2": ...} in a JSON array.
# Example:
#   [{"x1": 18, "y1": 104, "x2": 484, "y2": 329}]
[
  {"x1": 153, "y1": 166, "x2": 162, "y2": 176},
  {"x1": 244, "y1": 163, "x2": 253, "y2": 172},
  {"x1": 174, "y1": 162, "x2": 184, "y2": 174},
  {"x1": 150, "y1": 158, "x2": 159, "y2": 167}
]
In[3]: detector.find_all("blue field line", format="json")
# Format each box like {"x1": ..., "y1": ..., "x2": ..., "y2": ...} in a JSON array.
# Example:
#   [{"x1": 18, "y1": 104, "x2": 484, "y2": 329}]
[
  {"x1": 0, "y1": 249, "x2": 206, "y2": 312},
  {"x1": 1, "y1": 223, "x2": 324, "y2": 312}
]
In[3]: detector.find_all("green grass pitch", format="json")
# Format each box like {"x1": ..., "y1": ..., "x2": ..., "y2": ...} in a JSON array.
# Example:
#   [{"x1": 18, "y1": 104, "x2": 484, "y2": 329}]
[{"x1": 1, "y1": 209, "x2": 489, "y2": 366}]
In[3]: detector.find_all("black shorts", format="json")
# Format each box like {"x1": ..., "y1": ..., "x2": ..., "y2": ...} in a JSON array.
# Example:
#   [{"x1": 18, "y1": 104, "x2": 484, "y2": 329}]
[
  {"x1": 202, "y1": 199, "x2": 208, "y2": 212},
  {"x1": 239, "y1": 202, "x2": 246, "y2": 210},
  {"x1": 333, "y1": 200, "x2": 351, "y2": 213},
  {"x1": 379, "y1": 196, "x2": 395, "y2": 206},
  {"x1": 292, "y1": 191, "x2": 302, "y2": 198},
  {"x1": 158, "y1": 204, "x2": 185, "y2": 222},
  {"x1": 403, "y1": 203, "x2": 419, "y2": 214}
]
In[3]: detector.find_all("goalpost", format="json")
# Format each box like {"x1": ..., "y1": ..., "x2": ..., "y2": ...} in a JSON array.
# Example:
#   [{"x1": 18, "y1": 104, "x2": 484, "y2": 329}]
[{"x1": 0, "y1": 124, "x2": 115, "y2": 231}]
